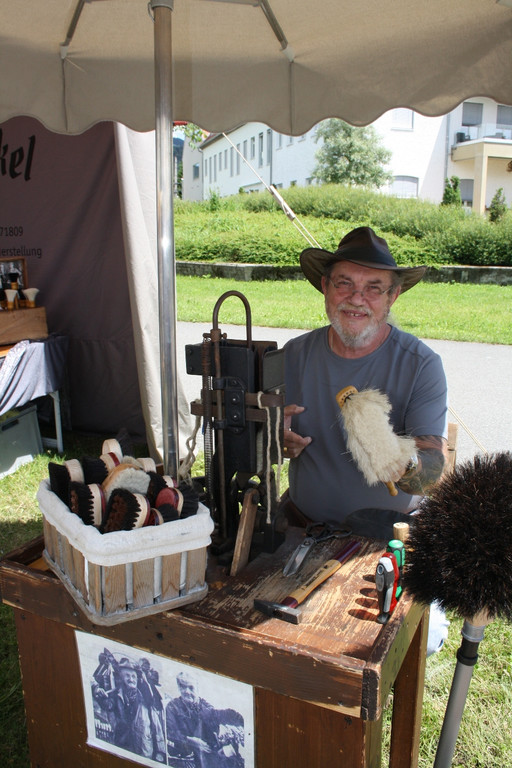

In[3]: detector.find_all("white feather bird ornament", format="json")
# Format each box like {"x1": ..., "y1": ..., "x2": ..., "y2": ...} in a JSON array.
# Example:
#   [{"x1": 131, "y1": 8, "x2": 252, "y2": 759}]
[{"x1": 336, "y1": 385, "x2": 417, "y2": 496}]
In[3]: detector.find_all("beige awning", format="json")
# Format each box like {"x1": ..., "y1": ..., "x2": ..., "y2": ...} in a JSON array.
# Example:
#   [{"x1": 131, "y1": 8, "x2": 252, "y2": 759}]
[{"x1": 2, "y1": 0, "x2": 512, "y2": 136}]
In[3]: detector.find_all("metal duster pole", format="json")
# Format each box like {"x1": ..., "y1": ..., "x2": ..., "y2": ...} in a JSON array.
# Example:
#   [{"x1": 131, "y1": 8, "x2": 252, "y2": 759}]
[
  {"x1": 151, "y1": 0, "x2": 178, "y2": 477},
  {"x1": 433, "y1": 618, "x2": 488, "y2": 768}
]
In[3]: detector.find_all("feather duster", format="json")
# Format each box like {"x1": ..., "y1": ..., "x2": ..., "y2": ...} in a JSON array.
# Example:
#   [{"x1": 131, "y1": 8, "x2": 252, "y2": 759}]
[{"x1": 336, "y1": 385, "x2": 416, "y2": 495}]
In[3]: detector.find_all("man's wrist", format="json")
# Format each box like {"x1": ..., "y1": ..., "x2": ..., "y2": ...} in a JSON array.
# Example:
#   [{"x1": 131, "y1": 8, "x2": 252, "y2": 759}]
[{"x1": 401, "y1": 453, "x2": 419, "y2": 480}]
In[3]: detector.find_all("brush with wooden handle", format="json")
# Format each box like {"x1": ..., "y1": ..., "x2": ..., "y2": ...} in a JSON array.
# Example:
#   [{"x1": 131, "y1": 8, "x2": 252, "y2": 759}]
[
  {"x1": 403, "y1": 451, "x2": 512, "y2": 768},
  {"x1": 336, "y1": 385, "x2": 417, "y2": 496}
]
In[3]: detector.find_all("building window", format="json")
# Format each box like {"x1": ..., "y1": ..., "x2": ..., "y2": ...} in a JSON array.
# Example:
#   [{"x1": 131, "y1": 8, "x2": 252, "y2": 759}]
[
  {"x1": 462, "y1": 101, "x2": 483, "y2": 126},
  {"x1": 230, "y1": 147, "x2": 234, "y2": 176},
  {"x1": 224, "y1": 149, "x2": 228, "y2": 167},
  {"x1": 258, "y1": 132, "x2": 264, "y2": 167},
  {"x1": 497, "y1": 105, "x2": 512, "y2": 127},
  {"x1": 243, "y1": 139, "x2": 248, "y2": 159},
  {"x1": 391, "y1": 175, "x2": 418, "y2": 198},
  {"x1": 214, "y1": 154, "x2": 217, "y2": 183},
  {"x1": 459, "y1": 178, "x2": 474, "y2": 206},
  {"x1": 236, "y1": 143, "x2": 241, "y2": 175},
  {"x1": 266, "y1": 129, "x2": 272, "y2": 165},
  {"x1": 276, "y1": 133, "x2": 283, "y2": 149},
  {"x1": 192, "y1": 163, "x2": 200, "y2": 180},
  {"x1": 204, "y1": 158, "x2": 208, "y2": 176},
  {"x1": 392, "y1": 108, "x2": 414, "y2": 130},
  {"x1": 218, "y1": 152, "x2": 222, "y2": 172},
  {"x1": 250, "y1": 137, "x2": 255, "y2": 159}
]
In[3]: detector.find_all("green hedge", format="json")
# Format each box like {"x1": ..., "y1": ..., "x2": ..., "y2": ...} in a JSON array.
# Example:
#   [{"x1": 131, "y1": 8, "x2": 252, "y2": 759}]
[{"x1": 175, "y1": 186, "x2": 512, "y2": 267}]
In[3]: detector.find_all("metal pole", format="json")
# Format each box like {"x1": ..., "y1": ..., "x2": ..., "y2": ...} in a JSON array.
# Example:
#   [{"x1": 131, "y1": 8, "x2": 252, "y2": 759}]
[
  {"x1": 152, "y1": 0, "x2": 179, "y2": 477},
  {"x1": 434, "y1": 619, "x2": 487, "y2": 768}
]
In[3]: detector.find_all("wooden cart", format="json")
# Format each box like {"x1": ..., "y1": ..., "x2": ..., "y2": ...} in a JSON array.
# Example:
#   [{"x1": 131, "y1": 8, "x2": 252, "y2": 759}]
[{"x1": 0, "y1": 529, "x2": 428, "y2": 767}]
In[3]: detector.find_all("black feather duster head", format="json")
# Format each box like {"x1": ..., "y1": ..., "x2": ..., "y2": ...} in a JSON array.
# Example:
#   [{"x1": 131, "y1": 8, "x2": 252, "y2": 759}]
[{"x1": 403, "y1": 452, "x2": 512, "y2": 622}]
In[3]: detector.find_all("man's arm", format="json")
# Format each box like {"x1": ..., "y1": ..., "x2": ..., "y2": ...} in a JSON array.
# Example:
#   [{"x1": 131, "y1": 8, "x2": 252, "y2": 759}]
[{"x1": 396, "y1": 435, "x2": 447, "y2": 495}]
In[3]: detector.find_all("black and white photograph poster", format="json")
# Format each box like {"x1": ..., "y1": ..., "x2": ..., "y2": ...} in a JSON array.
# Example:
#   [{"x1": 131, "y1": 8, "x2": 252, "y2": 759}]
[{"x1": 75, "y1": 630, "x2": 254, "y2": 768}]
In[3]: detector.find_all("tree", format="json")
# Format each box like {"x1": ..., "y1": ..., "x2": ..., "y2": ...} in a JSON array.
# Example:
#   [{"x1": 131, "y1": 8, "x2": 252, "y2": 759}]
[
  {"x1": 312, "y1": 119, "x2": 392, "y2": 188},
  {"x1": 174, "y1": 123, "x2": 205, "y2": 197},
  {"x1": 441, "y1": 176, "x2": 462, "y2": 206},
  {"x1": 181, "y1": 123, "x2": 206, "y2": 149},
  {"x1": 488, "y1": 187, "x2": 507, "y2": 223}
]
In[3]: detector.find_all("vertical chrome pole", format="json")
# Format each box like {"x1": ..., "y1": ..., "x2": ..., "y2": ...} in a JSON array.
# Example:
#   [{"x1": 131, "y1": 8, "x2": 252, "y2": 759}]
[{"x1": 151, "y1": 0, "x2": 178, "y2": 477}]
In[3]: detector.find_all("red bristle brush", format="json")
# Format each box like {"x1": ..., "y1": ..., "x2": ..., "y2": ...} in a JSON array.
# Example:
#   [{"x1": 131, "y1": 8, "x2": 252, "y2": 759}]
[
  {"x1": 155, "y1": 486, "x2": 183, "y2": 514},
  {"x1": 101, "y1": 438, "x2": 124, "y2": 462},
  {"x1": 146, "y1": 472, "x2": 176, "y2": 506},
  {"x1": 147, "y1": 472, "x2": 199, "y2": 518},
  {"x1": 102, "y1": 433, "x2": 156, "y2": 474},
  {"x1": 101, "y1": 489, "x2": 152, "y2": 533},
  {"x1": 69, "y1": 481, "x2": 106, "y2": 528},
  {"x1": 403, "y1": 451, "x2": 512, "y2": 768},
  {"x1": 102, "y1": 428, "x2": 142, "y2": 461},
  {"x1": 336, "y1": 385, "x2": 417, "y2": 496}
]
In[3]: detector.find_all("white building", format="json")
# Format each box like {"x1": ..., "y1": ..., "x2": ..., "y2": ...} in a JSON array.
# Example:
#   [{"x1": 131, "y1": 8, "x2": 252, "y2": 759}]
[{"x1": 182, "y1": 98, "x2": 512, "y2": 214}]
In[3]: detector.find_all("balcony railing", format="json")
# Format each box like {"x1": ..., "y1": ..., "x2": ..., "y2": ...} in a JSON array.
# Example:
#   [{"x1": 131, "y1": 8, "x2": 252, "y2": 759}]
[{"x1": 454, "y1": 123, "x2": 512, "y2": 143}]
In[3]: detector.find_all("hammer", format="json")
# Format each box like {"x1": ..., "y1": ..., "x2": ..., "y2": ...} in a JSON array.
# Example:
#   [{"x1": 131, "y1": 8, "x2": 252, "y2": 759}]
[{"x1": 254, "y1": 539, "x2": 362, "y2": 623}]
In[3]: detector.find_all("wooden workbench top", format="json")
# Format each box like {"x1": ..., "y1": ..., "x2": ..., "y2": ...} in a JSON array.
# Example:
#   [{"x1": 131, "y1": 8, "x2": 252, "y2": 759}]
[{"x1": 0, "y1": 530, "x2": 425, "y2": 720}]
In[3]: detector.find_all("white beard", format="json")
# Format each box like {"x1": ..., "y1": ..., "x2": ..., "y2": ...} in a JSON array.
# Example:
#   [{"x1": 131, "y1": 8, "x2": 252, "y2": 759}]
[{"x1": 328, "y1": 302, "x2": 390, "y2": 350}]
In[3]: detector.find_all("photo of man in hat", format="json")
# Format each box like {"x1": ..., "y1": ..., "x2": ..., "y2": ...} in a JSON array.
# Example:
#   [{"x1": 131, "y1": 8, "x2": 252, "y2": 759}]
[
  {"x1": 166, "y1": 670, "x2": 244, "y2": 768},
  {"x1": 92, "y1": 653, "x2": 166, "y2": 762}
]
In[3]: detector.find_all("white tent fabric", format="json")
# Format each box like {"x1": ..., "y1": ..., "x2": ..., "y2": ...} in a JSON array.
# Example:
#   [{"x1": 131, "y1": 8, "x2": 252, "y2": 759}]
[
  {"x1": 2, "y1": 0, "x2": 512, "y2": 137},
  {"x1": 0, "y1": 116, "x2": 190, "y2": 460},
  {"x1": 114, "y1": 123, "x2": 191, "y2": 459}
]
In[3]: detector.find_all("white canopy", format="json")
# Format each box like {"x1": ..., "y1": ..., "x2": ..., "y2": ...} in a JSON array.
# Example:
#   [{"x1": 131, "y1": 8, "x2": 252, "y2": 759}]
[
  {"x1": 2, "y1": 0, "x2": 511, "y2": 474},
  {"x1": 2, "y1": 0, "x2": 512, "y2": 137}
]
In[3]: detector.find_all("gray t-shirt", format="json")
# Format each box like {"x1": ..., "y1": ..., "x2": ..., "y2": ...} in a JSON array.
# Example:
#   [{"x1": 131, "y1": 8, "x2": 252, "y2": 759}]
[{"x1": 284, "y1": 325, "x2": 447, "y2": 524}]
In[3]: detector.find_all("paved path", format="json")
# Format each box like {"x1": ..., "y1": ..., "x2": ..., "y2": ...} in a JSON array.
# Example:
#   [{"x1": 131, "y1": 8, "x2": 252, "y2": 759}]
[{"x1": 177, "y1": 322, "x2": 512, "y2": 464}]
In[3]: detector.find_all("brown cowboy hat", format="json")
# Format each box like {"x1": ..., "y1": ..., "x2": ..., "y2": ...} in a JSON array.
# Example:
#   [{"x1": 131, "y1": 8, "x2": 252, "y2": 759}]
[{"x1": 300, "y1": 226, "x2": 427, "y2": 293}]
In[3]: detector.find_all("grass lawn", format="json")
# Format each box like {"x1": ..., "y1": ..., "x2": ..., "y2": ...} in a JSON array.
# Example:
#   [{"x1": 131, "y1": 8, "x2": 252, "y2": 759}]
[{"x1": 176, "y1": 275, "x2": 512, "y2": 345}]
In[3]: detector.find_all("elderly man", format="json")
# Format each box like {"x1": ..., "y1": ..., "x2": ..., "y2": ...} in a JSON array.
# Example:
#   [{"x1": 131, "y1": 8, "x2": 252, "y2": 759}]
[
  {"x1": 166, "y1": 671, "x2": 244, "y2": 768},
  {"x1": 282, "y1": 227, "x2": 449, "y2": 653},
  {"x1": 283, "y1": 226, "x2": 448, "y2": 525},
  {"x1": 103, "y1": 657, "x2": 166, "y2": 762}
]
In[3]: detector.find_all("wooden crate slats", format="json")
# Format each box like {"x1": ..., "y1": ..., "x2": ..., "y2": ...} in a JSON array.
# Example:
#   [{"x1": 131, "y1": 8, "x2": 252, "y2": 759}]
[
  {"x1": 186, "y1": 547, "x2": 208, "y2": 593},
  {"x1": 101, "y1": 563, "x2": 127, "y2": 615},
  {"x1": 132, "y1": 558, "x2": 156, "y2": 609},
  {"x1": 160, "y1": 553, "x2": 182, "y2": 601}
]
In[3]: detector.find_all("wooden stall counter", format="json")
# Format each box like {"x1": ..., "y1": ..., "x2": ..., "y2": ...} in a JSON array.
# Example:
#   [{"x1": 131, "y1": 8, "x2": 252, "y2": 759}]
[{"x1": 0, "y1": 529, "x2": 428, "y2": 768}]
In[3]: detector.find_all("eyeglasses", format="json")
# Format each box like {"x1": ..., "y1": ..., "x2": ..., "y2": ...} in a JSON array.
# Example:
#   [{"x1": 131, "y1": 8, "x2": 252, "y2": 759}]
[{"x1": 328, "y1": 278, "x2": 395, "y2": 300}]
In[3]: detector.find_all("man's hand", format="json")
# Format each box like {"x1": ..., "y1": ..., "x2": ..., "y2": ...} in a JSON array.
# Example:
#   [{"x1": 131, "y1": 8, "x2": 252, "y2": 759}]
[
  {"x1": 284, "y1": 404, "x2": 312, "y2": 459},
  {"x1": 186, "y1": 736, "x2": 212, "y2": 753}
]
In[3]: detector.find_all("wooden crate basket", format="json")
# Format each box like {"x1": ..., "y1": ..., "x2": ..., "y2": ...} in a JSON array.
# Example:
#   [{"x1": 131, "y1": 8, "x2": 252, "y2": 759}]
[{"x1": 37, "y1": 480, "x2": 214, "y2": 625}]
